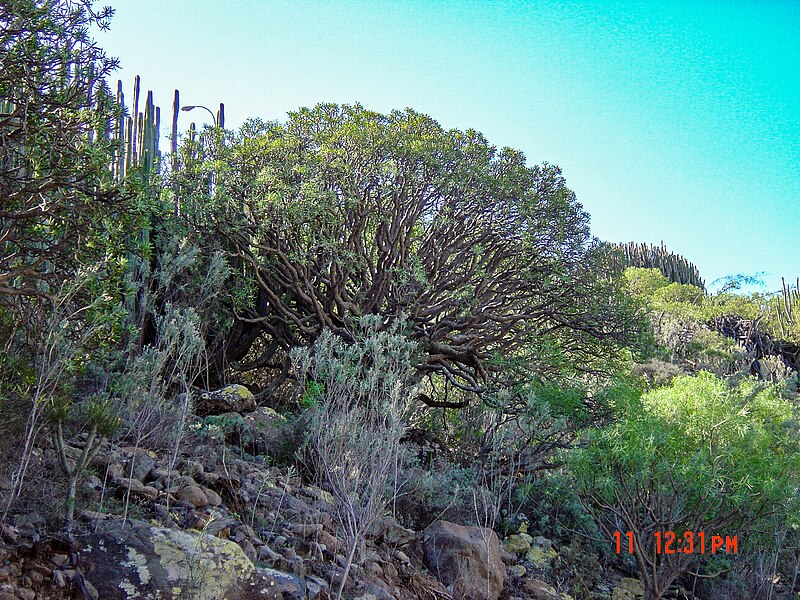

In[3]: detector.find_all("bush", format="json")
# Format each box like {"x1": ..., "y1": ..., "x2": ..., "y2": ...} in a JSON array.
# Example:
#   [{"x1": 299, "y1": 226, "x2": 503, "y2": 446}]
[
  {"x1": 571, "y1": 372, "x2": 800, "y2": 600},
  {"x1": 292, "y1": 316, "x2": 416, "y2": 599}
]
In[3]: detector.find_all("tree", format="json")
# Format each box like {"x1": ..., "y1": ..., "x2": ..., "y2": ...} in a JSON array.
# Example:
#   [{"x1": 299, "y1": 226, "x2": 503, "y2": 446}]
[
  {"x1": 0, "y1": 0, "x2": 119, "y2": 299},
  {"x1": 571, "y1": 372, "x2": 800, "y2": 600},
  {"x1": 186, "y1": 104, "x2": 645, "y2": 401}
]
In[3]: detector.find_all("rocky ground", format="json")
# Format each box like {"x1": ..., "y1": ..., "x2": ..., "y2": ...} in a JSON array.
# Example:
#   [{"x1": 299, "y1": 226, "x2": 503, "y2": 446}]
[{"x1": 0, "y1": 386, "x2": 691, "y2": 600}]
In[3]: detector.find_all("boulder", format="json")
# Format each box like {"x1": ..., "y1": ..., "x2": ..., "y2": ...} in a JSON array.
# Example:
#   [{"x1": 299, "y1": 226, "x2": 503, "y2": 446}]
[
  {"x1": 367, "y1": 515, "x2": 417, "y2": 546},
  {"x1": 176, "y1": 484, "x2": 209, "y2": 508},
  {"x1": 197, "y1": 384, "x2": 257, "y2": 416},
  {"x1": 80, "y1": 519, "x2": 304, "y2": 599},
  {"x1": 125, "y1": 450, "x2": 157, "y2": 482},
  {"x1": 503, "y1": 533, "x2": 533, "y2": 554},
  {"x1": 423, "y1": 520, "x2": 505, "y2": 600},
  {"x1": 612, "y1": 578, "x2": 645, "y2": 600},
  {"x1": 522, "y1": 578, "x2": 574, "y2": 599}
]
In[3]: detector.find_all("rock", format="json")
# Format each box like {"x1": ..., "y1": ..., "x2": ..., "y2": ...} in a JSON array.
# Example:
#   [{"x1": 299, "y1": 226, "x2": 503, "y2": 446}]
[
  {"x1": 367, "y1": 515, "x2": 416, "y2": 546},
  {"x1": 52, "y1": 569, "x2": 66, "y2": 588},
  {"x1": 534, "y1": 535, "x2": 554, "y2": 551},
  {"x1": 504, "y1": 533, "x2": 533, "y2": 554},
  {"x1": 198, "y1": 384, "x2": 256, "y2": 416},
  {"x1": 126, "y1": 450, "x2": 157, "y2": 482},
  {"x1": 237, "y1": 407, "x2": 293, "y2": 458},
  {"x1": 423, "y1": 520, "x2": 505, "y2": 600},
  {"x1": 105, "y1": 461, "x2": 126, "y2": 481},
  {"x1": 509, "y1": 564, "x2": 527, "y2": 577},
  {"x1": 177, "y1": 485, "x2": 209, "y2": 508},
  {"x1": 522, "y1": 578, "x2": 571, "y2": 599},
  {"x1": 612, "y1": 578, "x2": 645, "y2": 600},
  {"x1": 203, "y1": 487, "x2": 223, "y2": 506},
  {"x1": 525, "y1": 545, "x2": 559, "y2": 571},
  {"x1": 0, "y1": 585, "x2": 15, "y2": 600},
  {"x1": 116, "y1": 477, "x2": 160, "y2": 501},
  {"x1": 305, "y1": 575, "x2": 328, "y2": 598},
  {"x1": 14, "y1": 588, "x2": 35, "y2": 600},
  {"x1": 259, "y1": 568, "x2": 306, "y2": 600},
  {"x1": 80, "y1": 519, "x2": 302, "y2": 599},
  {"x1": 392, "y1": 549, "x2": 410, "y2": 564}
]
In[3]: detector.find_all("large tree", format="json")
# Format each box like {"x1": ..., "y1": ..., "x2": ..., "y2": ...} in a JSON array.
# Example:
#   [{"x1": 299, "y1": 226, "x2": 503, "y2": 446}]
[{"x1": 185, "y1": 104, "x2": 644, "y2": 402}]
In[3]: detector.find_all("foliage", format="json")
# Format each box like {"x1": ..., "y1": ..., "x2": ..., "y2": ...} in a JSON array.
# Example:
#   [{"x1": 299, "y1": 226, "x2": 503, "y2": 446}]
[
  {"x1": 184, "y1": 104, "x2": 647, "y2": 402},
  {"x1": 0, "y1": 0, "x2": 120, "y2": 298},
  {"x1": 571, "y1": 372, "x2": 800, "y2": 600}
]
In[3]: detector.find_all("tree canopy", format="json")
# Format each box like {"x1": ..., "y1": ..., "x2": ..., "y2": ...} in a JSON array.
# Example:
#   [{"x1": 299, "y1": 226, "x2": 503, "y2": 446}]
[{"x1": 183, "y1": 104, "x2": 646, "y2": 402}]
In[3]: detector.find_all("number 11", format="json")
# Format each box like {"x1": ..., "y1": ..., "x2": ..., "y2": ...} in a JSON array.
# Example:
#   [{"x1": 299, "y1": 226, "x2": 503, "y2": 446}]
[{"x1": 614, "y1": 531, "x2": 634, "y2": 554}]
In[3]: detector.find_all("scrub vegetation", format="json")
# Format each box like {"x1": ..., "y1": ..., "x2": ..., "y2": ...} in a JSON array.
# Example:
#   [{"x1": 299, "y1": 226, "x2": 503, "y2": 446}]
[{"x1": 1, "y1": 2, "x2": 799, "y2": 599}]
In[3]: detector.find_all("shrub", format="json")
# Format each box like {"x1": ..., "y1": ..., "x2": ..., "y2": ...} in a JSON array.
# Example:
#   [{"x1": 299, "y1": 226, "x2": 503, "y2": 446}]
[
  {"x1": 571, "y1": 372, "x2": 800, "y2": 600},
  {"x1": 292, "y1": 316, "x2": 416, "y2": 600}
]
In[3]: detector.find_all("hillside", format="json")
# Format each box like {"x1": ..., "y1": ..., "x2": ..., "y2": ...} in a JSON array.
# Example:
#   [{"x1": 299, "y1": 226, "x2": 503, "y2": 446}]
[{"x1": 1, "y1": 3, "x2": 800, "y2": 600}]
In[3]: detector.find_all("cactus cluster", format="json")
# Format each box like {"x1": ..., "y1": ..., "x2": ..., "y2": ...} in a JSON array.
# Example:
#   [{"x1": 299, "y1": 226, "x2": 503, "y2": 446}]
[
  {"x1": 610, "y1": 241, "x2": 705, "y2": 290},
  {"x1": 110, "y1": 76, "x2": 162, "y2": 183}
]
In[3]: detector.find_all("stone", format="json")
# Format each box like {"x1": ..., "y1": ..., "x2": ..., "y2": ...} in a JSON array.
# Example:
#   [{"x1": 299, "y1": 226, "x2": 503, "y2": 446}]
[
  {"x1": 177, "y1": 485, "x2": 209, "y2": 508},
  {"x1": 423, "y1": 520, "x2": 505, "y2": 600},
  {"x1": 259, "y1": 568, "x2": 306, "y2": 600},
  {"x1": 509, "y1": 564, "x2": 527, "y2": 577},
  {"x1": 534, "y1": 535, "x2": 554, "y2": 551},
  {"x1": 238, "y1": 407, "x2": 293, "y2": 458},
  {"x1": 523, "y1": 578, "x2": 563, "y2": 599},
  {"x1": 197, "y1": 384, "x2": 256, "y2": 416},
  {"x1": 525, "y1": 545, "x2": 559, "y2": 570},
  {"x1": 504, "y1": 533, "x2": 532, "y2": 554},
  {"x1": 126, "y1": 450, "x2": 157, "y2": 482},
  {"x1": 202, "y1": 487, "x2": 223, "y2": 506},
  {"x1": 116, "y1": 477, "x2": 160, "y2": 501},
  {"x1": 367, "y1": 515, "x2": 416, "y2": 546},
  {"x1": 52, "y1": 569, "x2": 66, "y2": 588},
  {"x1": 612, "y1": 578, "x2": 645, "y2": 600},
  {"x1": 14, "y1": 588, "x2": 35, "y2": 600},
  {"x1": 80, "y1": 519, "x2": 298, "y2": 599}
]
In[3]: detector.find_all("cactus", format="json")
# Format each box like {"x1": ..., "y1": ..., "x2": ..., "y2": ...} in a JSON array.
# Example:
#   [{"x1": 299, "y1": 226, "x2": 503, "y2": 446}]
[
  {"x1": 610, "y1": 241, "x2": 705, "y2": 289},
  {"x1": 777, "y1": 277, "x2": 799, "y2": 338}
]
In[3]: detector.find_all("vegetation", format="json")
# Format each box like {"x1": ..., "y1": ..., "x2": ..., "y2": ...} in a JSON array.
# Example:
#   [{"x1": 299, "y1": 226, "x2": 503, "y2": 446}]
[
  {"x1": 180, "y1": 105, "x2": 647, "y2": 400},
  {"x1": 1, "y1": 3, "x2": 799, "y2": 599},
  {"x1": 571, "y1": 373, "x2": 800, "y2": 600}
]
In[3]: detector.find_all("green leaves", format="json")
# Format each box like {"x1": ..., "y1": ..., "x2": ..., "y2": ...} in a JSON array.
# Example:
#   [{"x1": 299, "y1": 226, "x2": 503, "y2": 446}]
[{"x1": 572, "y1": 372, "x2": 800, "y2": 569}]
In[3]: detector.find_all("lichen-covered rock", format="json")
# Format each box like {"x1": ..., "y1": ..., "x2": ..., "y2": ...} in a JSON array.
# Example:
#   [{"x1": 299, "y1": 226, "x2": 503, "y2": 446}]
[
  {"x1": 198, "y1": 384, "x2": 257, "y2": 416},
  {"x1": 423, "y1": 520, "x2": 505, "y2": 600},
  {"x1": 525, "y1": 546, "x2": 559, "y2": 570},
  {"x1": 612, "y1": 577, "x2": 645, "y2": 600},
  {"x1": 81, "y1": 519, "x2": 301, "y2": 599},
  {"x1": 503, "y1": 533, "x2": 533, "y2": 554}
]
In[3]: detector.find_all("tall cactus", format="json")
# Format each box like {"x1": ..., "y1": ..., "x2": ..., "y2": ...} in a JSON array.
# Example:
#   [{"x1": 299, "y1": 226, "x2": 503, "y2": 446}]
[
  {"x1": 777, "y1": 277, "x2": 799, "y2": 338},
  {"x1": 610, "y1": 241, "x2": 705, "y2": 289}
]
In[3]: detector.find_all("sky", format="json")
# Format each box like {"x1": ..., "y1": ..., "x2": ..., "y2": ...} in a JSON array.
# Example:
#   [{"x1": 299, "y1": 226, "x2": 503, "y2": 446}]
[{"x1": 98, "y1": 0, "x2": 800, "y2": 293}]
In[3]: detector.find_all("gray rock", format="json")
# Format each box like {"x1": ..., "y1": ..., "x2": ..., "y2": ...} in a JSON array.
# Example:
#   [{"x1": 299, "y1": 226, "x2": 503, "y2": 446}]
[
  {"x1": 81, "y1": 519, "x2": 295, "y2": 599},
  {"x1": 423, "y1": 520, "x2": 505, "y2": 600}
]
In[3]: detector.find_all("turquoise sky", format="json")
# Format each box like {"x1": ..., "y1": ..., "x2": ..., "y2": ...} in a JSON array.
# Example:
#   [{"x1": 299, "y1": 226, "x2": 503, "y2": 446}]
[{"x1": 100, "y1": 0, "x2": 800, "y2": 293}]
